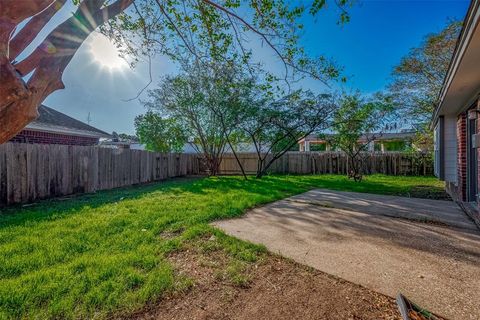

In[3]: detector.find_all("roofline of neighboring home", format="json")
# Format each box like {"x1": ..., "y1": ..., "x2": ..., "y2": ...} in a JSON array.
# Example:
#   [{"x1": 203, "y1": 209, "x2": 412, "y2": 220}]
[
  {"x1": 432, "y1": 0, "x2": 480, "y2": 126},
  {"x1": 100, "y1": 141, "x2": 138, "y2": 145},
  {"x1": 298, "y1": 132, "x2": 416, "y2": 144},
  {"x1": 25, "y1": 123, "x2": 111, "y2": 139}
]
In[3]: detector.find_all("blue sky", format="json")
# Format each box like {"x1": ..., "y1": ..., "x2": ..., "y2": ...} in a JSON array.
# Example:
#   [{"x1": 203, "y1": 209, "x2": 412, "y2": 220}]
[
  {"x1": 301, "y1": 0, "x2": 470, "y2": 93},
  {"x1": 21, "y1": 0, "x2": 470, "y2": 134}
]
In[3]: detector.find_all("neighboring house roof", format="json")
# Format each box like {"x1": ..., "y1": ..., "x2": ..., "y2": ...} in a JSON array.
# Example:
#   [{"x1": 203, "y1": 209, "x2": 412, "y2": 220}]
[
  {"x1": 99, "y1": 141, "x2": 135, "y2": 149},
  {"x1": 433, "y1": 0, "x2": 480, "y2": 124},
  {"x1": 25, "y1": 105, "x2": 111, "y2": 138},
  {"x1": 182, "y1": 142, "x2": 267, "y2": 154},
  {"x1": 299, "y1": 131, "x2": 416, "y2": 143},
  {"x1": 359, "y1": 131, "x2": 416, "y2": 141}
]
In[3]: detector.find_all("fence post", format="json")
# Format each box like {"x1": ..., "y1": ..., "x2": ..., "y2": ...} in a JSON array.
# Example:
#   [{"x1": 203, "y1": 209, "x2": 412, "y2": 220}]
[{"x1": 0, "y1": 145, "x2": 434, "y2": 206}]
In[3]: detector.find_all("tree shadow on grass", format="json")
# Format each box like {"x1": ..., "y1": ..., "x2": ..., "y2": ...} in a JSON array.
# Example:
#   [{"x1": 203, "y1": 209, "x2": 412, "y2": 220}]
[
  {"x1": 0, "y1": 177, "x2": 202, "y2": 228},
  {"x1": 0, "y1": 176, "x2": 292, "y2": 230},
  {"x1": 0, "y1": 174, "x2": 445, "y2": 231}
]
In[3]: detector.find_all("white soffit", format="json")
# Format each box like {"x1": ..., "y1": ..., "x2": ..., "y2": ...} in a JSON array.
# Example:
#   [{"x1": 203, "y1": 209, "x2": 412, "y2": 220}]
[{"x1": 438, "y1": 3, "x2": 480, "y2": 116}]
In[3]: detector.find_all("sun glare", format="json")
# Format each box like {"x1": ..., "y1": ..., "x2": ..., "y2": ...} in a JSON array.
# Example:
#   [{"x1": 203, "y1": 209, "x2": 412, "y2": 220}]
[{"x1": 88, "y1": 33, "x2": 128, "y2": 71}]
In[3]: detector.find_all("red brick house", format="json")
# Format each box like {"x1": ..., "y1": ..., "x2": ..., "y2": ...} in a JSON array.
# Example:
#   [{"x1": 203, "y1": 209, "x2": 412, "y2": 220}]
[
  {"x1": 433, "y1": 0, "x2": 480, "y2": 226},
  {"x1": 9, "y1": 105, "x2": 110, "y2": 146}
]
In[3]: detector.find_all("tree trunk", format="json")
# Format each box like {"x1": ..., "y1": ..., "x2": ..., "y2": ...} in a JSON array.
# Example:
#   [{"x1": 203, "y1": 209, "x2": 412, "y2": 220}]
[
  {"x1": 226, "y1": 138, "x2": 248, "y2": 180},
  {"x1": 0, "y1": 0, "x2": 133, "y2": 144},
  {"x1": 256, "y1": 158, "x2": 265, "y2": 178}
]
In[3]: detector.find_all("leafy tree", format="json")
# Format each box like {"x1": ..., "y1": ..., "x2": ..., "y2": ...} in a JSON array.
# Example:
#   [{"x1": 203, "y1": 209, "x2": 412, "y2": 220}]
[
  {"x1": 111, "y1": 132, "x2": 139, "y2": 142},
  {"x1": 107, "y1": 0, "x2": 350, "y2": 82},
  {"x1": 200, "y1": 63, "x2": 263, "y2": 179},
  {"x1": 331, "y1": 93, "x2": 394, "y2": 182},
  {"x1": 142, "y1": 57, "x2": 337, "y2": 179},
  {"x1": 143, "y1": 60, "x2": 254, "y2": 175},
  {"x1": 2, "y1": 0, "x2": 351, "y2": 143},
  {"x1": 388, "y1": 20, "x2": 462, "y2": 150},
  {"x1": 118, "y1": 133, "x2": 139, "y2": 142},
  {"x1": 239, "y1": 90, "x2": 336, "y2": 178},
  {"x1": 111, "y1": 131, "x2": 120, "y2": 142},
  {"x1": 134, "y1": 111, "x2": 186, "y2": 152}
]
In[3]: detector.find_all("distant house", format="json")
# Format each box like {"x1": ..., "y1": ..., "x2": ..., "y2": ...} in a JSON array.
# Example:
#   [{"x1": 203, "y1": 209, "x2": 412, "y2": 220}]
[
  {"x1": 432, "y1": 1, "x2": 479, "y2": 225},
  {"x1": 9, "y1": 105, "x2": 110, "y2": 146},
  {"x1": 99, "y1": 141, "x2": 145, "y2": 150},
  {"x1": 298, "y1": 130, "x2": 417, "y2": 152},
  {"x1": 99, "y1": 133, "x2": 144, "y2": 150},
  {"x1": 182, "y1": 142, "x2": 265, "y2": 154}
]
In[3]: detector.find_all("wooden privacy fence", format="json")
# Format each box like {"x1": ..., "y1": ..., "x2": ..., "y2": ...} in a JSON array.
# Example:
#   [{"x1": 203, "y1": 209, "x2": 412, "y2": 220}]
[
  {"x1": 0, "y1": 143, "x2": 200, "y2": 206},
  {"x1": 0, "y1": 144, "x2": 433, "y2": 206},
  {"x1": 216, "y1": 152, "x2": 433, "y2": 176}
]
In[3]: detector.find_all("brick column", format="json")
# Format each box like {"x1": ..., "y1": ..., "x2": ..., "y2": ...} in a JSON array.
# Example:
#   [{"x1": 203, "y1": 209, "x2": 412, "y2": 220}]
[{"x1": 457, "y1": 113, "x2": 467, "y2": 201}]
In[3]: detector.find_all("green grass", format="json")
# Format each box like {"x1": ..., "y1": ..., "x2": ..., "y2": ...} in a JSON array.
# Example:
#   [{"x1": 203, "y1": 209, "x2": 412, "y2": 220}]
[{"x1": 0, "y1": 174, "x2": 444, "y2": 319}]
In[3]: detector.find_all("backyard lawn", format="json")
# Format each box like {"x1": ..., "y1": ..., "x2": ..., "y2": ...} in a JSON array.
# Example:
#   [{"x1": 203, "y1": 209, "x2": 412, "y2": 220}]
[{"x1": 0, "y1": 175, "x2": 445, "y2": 319}]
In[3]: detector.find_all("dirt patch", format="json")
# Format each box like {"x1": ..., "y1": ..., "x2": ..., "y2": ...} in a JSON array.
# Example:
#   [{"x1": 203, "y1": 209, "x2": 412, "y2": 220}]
[
  {"x1": 124, "y1": 248, "x2": 400, "y2": 320},
  {"x1": 159, "y1": 228, "x2": 184, "y2": 240}
]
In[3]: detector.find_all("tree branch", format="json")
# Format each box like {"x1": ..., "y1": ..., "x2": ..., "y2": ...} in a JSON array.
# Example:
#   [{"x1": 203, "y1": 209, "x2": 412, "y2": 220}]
[
  {"x1": 9, "y1": 0, "x2": 67, "y2": 60},
  {"x1": 201, "y1": 0, "x2": 289, "y2": 78},
  {"x1": 123, "y1": 53, "x2": 152, "y2": 101},
  {"x1": 0, "y1": 0, "x2": 55, "y2": 25},
  {"x1": 0, "y1": 0, "x2": 134, "y2": 143},
  {"x1": 15, "y1": 0, "x2": 133, "y2": 76},
  {"x1": 155, "y1": 0, "x2": 198, "y2": 58}
]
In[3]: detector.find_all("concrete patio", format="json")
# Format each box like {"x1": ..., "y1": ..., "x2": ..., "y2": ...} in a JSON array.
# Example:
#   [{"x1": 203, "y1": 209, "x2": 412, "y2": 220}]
[{"x1": 213, "y1": 190, "x2": 480, "y2": 320}]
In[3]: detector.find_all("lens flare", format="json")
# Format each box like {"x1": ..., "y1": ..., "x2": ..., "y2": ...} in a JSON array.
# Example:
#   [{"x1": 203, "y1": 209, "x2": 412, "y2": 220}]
[{"x1": 88, "y1": 33, "x2": 128, "y2": 71}]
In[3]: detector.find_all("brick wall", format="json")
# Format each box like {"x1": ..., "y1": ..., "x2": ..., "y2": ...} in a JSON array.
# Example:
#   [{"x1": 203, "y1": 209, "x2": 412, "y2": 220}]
[
  {"x1": 9, "y1": 130, "x2": 99, "y2": 146},
  {"x1": 457, "y1": 113, "x2": 467, "y2": 202}
]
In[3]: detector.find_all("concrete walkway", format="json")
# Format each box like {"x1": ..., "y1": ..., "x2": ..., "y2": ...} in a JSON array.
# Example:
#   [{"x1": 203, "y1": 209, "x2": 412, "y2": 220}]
[{"x1": 213, "y1": 190, "x2": 480, "y2": 320}]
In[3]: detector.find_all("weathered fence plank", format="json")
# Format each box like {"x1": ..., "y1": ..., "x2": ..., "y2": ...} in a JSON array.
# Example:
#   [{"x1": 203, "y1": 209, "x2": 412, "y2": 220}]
[
  {"x1": 214, "y1": 152, "x2": 433, "y2": 176},
  {"x1": 0, "y1": 144, "x2": 200, "y2": 206},
  {"x1": 0, "y1": 143, "x2": 433, "y2": 206}
]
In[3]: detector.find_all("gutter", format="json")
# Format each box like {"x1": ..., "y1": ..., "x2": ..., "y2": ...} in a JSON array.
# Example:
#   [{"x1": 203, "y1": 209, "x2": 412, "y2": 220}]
[{"x1": 25, "y1": 123, "x2": 112, "y2": 139}]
